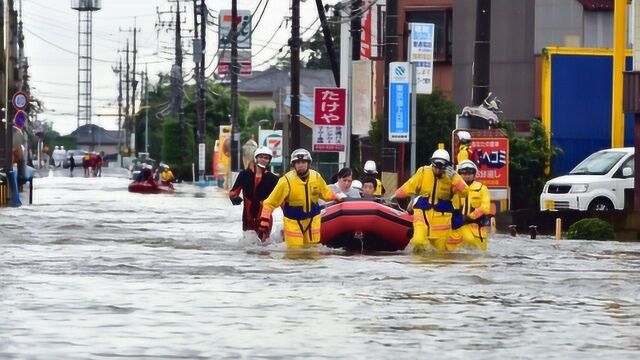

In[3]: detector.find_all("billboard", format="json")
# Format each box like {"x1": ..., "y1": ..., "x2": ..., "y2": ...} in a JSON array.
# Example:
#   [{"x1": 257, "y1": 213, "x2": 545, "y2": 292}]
[{"x1": 313, "y1": 87, "x2": 347, "y2": 152}]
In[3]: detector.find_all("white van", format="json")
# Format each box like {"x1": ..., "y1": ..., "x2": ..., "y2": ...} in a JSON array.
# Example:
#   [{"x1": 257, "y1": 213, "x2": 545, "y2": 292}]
[{"x1": 540, "y1": 147, "x2": 634, "y2": 211}]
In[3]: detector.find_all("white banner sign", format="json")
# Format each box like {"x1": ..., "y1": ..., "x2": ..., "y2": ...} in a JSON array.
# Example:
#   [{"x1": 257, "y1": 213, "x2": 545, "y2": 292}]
[{"x1": 408, "y1": 23, "x2": 435, "y2": 94}]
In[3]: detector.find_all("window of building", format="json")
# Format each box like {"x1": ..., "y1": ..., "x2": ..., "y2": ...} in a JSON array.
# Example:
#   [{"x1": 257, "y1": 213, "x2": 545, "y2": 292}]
[{"x1": 406, "y1": 8, "x2": 453, "y2": 62}]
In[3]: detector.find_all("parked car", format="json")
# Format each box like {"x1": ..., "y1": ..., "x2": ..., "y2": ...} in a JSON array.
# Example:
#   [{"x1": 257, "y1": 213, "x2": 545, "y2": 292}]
[{"x1": 540, "y1": 147, "x2": 634, "y2": 211}]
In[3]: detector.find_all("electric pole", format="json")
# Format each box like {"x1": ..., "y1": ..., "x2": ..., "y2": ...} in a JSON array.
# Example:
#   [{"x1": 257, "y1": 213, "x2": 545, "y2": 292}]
[
  {"x1": 125, "y1": 39, "x2": 131, "y2": 154},
  {"x1": 131, "y1": 25, "x2": 138, "y2": 153},
  {"x1": 231, "y1": 0, "x2": 240, "y2": 171},
  {"x1": 193, "y1": 0, "x2": 207, "y2": 181},
  {"x1": 290, "y1": 0, "x2": 301, "y2": 152},
  {"x1": 472, "y1": 0, "x2": 491, "y2": 107}
]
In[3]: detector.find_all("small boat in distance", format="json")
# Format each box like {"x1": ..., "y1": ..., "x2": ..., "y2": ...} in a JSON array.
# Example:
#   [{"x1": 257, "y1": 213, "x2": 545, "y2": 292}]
[
  {"x1": 128, "y1": 180, "x2": 174, "y2": 194},
  {"x1": 321, "y1": 199, "x2": 413, "y2": 252}
]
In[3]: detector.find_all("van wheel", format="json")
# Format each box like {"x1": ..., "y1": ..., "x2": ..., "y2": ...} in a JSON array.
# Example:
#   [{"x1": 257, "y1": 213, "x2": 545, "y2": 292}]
[{"x1": 588, "y1": 198, "x2": 613, "y2": 211}]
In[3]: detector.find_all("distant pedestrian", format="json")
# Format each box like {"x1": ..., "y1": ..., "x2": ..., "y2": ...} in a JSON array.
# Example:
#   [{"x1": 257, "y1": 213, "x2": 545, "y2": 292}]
[{"x1": 68, "y1": 154, "x2": 75, "y2": 177}]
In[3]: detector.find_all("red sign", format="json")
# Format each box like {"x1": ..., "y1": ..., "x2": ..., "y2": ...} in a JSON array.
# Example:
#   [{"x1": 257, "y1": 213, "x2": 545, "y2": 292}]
[
  {"x1": 472, "y1": 137, "x2": 509, "y2": 188},
  {"x1": 313, "y1": 87, "x2": 346, "y2": 152},
  {"x1": 217, "y1": 61, "x2": 252, "y2": 76}
]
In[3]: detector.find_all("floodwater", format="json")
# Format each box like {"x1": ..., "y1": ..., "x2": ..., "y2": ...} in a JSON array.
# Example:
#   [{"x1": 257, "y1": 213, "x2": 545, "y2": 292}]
[{"x1": 1, "y1": 171, "x2": 639, "y2": 359}]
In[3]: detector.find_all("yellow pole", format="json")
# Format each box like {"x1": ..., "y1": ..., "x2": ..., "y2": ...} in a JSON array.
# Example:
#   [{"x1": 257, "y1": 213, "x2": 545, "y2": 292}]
[
  {"x1": 542, "y1": 48, "x2": 552, "y2": 175},
  {"x1": 612, "y1": 0, "x2": 626, "y2": 148}
]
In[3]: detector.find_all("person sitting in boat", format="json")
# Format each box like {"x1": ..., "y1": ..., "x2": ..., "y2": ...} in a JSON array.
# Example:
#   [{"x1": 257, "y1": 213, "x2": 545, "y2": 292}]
[
  {"x1": 229, "y1": 147, "x2": 279, "y2": 234},
  {"x1": 391, "y1": 147, "x2": 469, "y2": 252},
  {"x1": 159, "y1": 164, "x2": 175, "y2": 185},
  {"x1": 361, "y1": 177, "x2": 384, "y2": 203},
  {"x1": 258, "y1": 148, "x2": 340, "y2": 247},
  {"x1": 137, "y1": 163, "x2": 154, "y2": 183},
  {"x1": 450, "y1": 160, "x2": 491, "y2": 251},
  {"x1": 363, "y1": 160, "x2": 385, "y2": 196},
  {"x1": 329, "y1": 167, "x2": 361, "y2": 198}
]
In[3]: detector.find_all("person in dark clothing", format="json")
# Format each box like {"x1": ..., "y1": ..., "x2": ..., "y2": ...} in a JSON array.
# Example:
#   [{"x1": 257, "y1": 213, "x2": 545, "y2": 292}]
[
  {"x1": 68, "y1": 154, "x2": 75, "y2": 177},
  {"x1": 229, "y1": 147, "x2": 279, "y2": 233}
]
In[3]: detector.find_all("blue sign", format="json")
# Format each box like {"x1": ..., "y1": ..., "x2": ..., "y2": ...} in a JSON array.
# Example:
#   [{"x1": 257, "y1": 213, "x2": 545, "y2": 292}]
[
  {"x1": 14, "y1": 110, "x2": 27, "y2": 130},
  {"x1": 389, "y1": 62, "x2": 410, "y2": 142}
]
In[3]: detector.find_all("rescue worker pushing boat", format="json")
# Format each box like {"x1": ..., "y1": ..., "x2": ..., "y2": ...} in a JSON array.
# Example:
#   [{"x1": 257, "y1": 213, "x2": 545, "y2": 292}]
[
  {"x1": 229, "y1": 147, "x2": 279, "y2": 233},
  {"x1": 450, "y1": 160, "x2": 491, "y2": 250},
  {"x1": 258, "y1": 148, "x2": 339, "y2": 248},
  {"x1": 392, "y1": 148, "x2": 469, "y2": 251}
]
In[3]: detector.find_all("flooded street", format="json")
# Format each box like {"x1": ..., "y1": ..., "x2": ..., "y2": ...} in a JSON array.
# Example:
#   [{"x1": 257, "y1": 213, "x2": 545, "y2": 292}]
[{"x1": 1, "y1": 173, "x2": 639, "y2": 359}]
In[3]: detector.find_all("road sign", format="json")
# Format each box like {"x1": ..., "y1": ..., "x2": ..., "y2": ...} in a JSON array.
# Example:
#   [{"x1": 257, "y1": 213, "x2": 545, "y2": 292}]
[
  {"x1": 12, "y1": 91, "x2": 28, "y2": 110},
  {"x1": 388, "y1": 62, "x2": 410, "y2": 142},
  {"x1": 14, "y1": 110, "x2": 27, "y2": 130},
  {"x1": 408, "y1": 23, "x2": 435, "y2": 94}
]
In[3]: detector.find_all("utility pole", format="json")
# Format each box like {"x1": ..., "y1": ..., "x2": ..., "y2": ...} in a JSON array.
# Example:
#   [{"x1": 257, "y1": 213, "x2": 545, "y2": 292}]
[
  {"x1": 143, "y1": 67, "x2": 149, "y2": 153},
  {"x1": 351, "y1": 0, "x2": 361, "y2": 61},
  {"x1": 131, "y1": 25, "x2": 138, "y2": 153},
  {"x1": 383, "y1": 0, "x2": 398, "y2": 174},
  {"x1": 124, "y1": 39, "x2": 131, "y2": 154},
  {"x1": 315, "y1": 0, "x2": 339, "y2": 86},
  {"x1": 472, "y1": 0, "x2": 491, "y2": 107},
  {"x1": 230, "y1": 0, "x2": 240, "y2": 170},
  {"x1": 174, "y1": 1, "x2": 186, "y2": 169},
  {"x1": 193, "y1": 0, "x2": 207, "y2": 181},
  {"x1": 117, "y1": 59, "x2": 123, "y2": 161},
  {"x1": 290, "y1": 0, "x2": 301, "y2": 152}
]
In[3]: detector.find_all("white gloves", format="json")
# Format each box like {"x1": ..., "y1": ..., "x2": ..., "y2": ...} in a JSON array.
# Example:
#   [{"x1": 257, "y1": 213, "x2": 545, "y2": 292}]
[{"x1": 445, "y1": 165, "x2": 456, "y2": 179}]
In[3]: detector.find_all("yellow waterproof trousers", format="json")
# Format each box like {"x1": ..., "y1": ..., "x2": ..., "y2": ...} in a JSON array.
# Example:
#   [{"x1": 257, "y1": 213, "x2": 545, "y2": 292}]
[
  {"x1": 456, "y1": 223, "x2": 488, "y2": 250},
  {"x1": 411, "y1": 209, "x2": 454, "y2": 251},
  {"x1": 283, "y1": 216, "x2": 322, "y2": 248}
]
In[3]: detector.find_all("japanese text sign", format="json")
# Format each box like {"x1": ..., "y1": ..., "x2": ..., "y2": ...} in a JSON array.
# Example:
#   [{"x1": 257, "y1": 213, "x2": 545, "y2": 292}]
[{"x1": 313, "y1": 87, "x2": 346, "y2": 152}]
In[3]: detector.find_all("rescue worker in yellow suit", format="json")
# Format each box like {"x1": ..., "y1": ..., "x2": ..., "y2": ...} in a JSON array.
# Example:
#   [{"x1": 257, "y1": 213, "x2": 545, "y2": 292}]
[
  {"x1": 392, "y1": 148, "x2": 468, "y2": 252},
  {"x1": 258, "y1": 148, "x2": 340, "y2": 248},
  {"x1": 363, "y1": 160, "x2": 385, "y2": 196},
  {"x1": 450, "y1": 160, "x2": 491, "y2": 250},
  {"x1": 456, "y1": 130, "x2": 477, "y2": 165}
]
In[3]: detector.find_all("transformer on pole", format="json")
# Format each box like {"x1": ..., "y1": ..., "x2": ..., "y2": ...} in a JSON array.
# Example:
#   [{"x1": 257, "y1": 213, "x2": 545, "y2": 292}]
[{"x1": 71, "y1": 0, "x2": 102, "y2": 138}]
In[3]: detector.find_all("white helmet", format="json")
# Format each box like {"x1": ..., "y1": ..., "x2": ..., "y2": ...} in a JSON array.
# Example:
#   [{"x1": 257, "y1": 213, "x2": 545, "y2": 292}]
[
  {"x1": 254, "y1": 146, "x2": 272, "y2": 159},
  {"x1": 55, "y1": 146, "x2": 59, "y2": 150},
  {"x1": 363, "y1": 160, "x2": 377, "y2": 174},
  {"x1": 351, "y1": 180, "x2": 362, "y2": 191},
  {"x1": 457, "y1": 131, "x2": 471, "y2": 143},
  {"x1": 430, "y1": 149, "x2": 451, "y2": 168},
  {"x1": 61, "y1": 146, "x2": 65, "y2": 150},
  {"x1": 290, "y1": 148, "x2": 312, "y2": 164},
  {"x1": 254, "y1": 147, "x2": 272, "y2": 169},
  {"x1": 457, "y1": 159, "x2": 478, "y2": 174}
]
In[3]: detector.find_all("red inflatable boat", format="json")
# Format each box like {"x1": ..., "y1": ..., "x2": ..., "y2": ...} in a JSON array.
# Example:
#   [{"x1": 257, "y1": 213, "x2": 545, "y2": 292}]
[
  {"x1": 321, "y1": 199, "x2": 413, "y2": 251},
  {"x1": 128, "y1": 180, "x2": 174, "y2": 194}
]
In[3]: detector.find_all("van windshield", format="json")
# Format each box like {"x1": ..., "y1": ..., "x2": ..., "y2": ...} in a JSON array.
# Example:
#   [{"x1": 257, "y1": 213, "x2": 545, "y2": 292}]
[{"x1": 570, "y1": 151, "x2": 626, "y2": 175}]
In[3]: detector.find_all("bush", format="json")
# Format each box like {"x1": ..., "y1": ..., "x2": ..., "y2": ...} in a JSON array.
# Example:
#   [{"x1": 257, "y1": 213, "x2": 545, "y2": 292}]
[
  {"x1": 162, "y1": 117, "x2": 195, "y2": 181},
  {"x1": 566, "y1": 218, "x2": 615, "y2": 240}
]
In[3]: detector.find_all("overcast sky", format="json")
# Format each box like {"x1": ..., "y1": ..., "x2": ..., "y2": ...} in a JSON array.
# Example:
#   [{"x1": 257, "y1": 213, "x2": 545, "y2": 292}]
[{"x1": 22, "y1": 0, "x2": 340, "y2": 135}]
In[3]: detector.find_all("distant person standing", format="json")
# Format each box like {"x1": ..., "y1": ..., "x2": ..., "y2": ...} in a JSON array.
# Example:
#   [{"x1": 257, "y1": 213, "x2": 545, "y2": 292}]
[{"x1": 68, "y1": 153, "x2": 75, "y2": 176}]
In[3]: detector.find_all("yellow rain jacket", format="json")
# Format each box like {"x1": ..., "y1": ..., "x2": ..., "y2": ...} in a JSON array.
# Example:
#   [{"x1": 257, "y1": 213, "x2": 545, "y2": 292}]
[
  {"x1": 374, "y1": 178, "x2": 384, "y2": 196},
  {"x1": 450, "y1": 180, "x2": 491, "y2": 251},
  {"x1": 457, "y1": 144, "x2": 472, "y2": 164},
  {"x1": 161, "y1": 169, "x2": 174, "y2": 183},
  {"x1": 261, "y1": 169, "x2": 337, "y2": 248},
  {"x1": 395, "y1": 165, "x2": 468, "y2": 251}
]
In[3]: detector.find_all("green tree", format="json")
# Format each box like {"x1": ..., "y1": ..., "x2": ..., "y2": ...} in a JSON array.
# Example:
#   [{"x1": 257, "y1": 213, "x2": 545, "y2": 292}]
[
  {"x1": 162, "y1": 117, "x2": 195, "y2": 181},
  {"x1": 496, "y1": 119, "x2": 559, "y2": 209},
  {"x1": 414, "y1": 90, "x2": 458, "y2": 167},
  {"x1": 242, "y1": 105, "x2": 274, "y2": 143},
  {"x1": 301, "y1": 13, "x2": 340, "y2": 69},
  {"x1": 367, "y1": 89, "x2": 457, "y2": 177}
]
